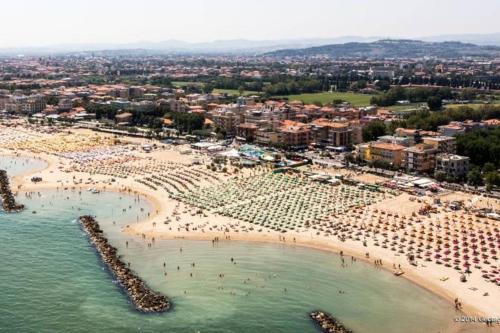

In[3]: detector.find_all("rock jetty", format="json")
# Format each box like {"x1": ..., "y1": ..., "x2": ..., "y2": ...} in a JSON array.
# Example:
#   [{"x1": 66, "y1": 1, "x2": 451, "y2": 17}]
[
  {"x1": 309, "y1": 311, "x2": 353, "y2": 333},
  {"x1": 0, "y1": 169, "x2": 25, "y2": 212},
  {"x1": 78, "y1": 215, "x2": 171, "y2": 313}
]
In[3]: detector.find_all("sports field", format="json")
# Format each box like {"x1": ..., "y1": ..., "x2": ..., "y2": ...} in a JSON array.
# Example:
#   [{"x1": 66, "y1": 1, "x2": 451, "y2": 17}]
[{"x1": 278, "y1": 92, "x2": 374, "y2": 106}]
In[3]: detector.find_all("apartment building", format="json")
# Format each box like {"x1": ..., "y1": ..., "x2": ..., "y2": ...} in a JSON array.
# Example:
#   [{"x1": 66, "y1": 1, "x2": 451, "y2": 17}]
[
  {"x1": 210, "y1": 109, "x2": 242, "y2": 136},
  {"x1": 310, "y1": 118, "x2": 352, "y2": 147},
  {"x1": 5, "y1": 94, "x2": 46, "y2": 114},
  {"x1": 436, "y1": 154, "x2": 470, "y2": 179},
  {"x1": 403, "y1": 143, "x2": 438, "y2": 173},
  {"x1": 255, "y1": 129, "x2": 280, "y2": 146},
  {"x1": 423, "y1": 136, "x2": 456, "y2": 154},
  {"x1": 278, "y1": 120, "x2": 313, "y2": 147},
  {"x1": 367, "y1": 142, "x2": 406, "y2": 168},
  {"x1": 236, "y1": 123, "x2": 258, "y2": 141},
  {"x1": 438, "y1": 122, "x2": 466, "y2": 136},
  {"x1": 58, "y1": 97, "x2": 74, "y2": 111},
  {"x1": 378, "y1": 135, "x2": 411, "y2": 147}
]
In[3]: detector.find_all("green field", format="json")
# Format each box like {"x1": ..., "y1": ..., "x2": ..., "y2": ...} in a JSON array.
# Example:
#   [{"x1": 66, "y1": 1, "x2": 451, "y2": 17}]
[
  {"x1": 387, "y1": 103, "x2": 427, "y2": 112},
  {"x1": 213, "y1": 89, "x2": 260, "y2": 96},
  {"x1": 445, "y1": 103, "x2": 500, "y2": 110},
  {"x1": 277, "y1": 92, "x2": 374, "y2": 106},
  {"x1": 172, "y1": 81, "x2": 204, "y2": 87}
]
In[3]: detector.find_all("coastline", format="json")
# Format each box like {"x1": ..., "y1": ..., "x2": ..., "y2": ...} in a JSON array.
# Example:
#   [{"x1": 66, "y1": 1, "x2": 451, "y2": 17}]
[
  {"x1": 1, "y1": 147, "x2": 498, "y2": 332},
  {"x1": 125, "y1": 226, "x2": 481, "y2": 316}
]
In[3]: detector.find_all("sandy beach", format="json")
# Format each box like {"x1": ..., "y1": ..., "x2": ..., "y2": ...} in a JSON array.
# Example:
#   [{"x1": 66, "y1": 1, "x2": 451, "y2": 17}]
[{"x1": 1, "y1": 123, "x2": 499, "y2": 330}]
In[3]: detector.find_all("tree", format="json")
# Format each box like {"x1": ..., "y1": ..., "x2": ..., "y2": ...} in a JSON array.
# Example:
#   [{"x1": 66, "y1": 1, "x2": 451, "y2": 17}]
[
  {"x1": 375, "y1": 80, "x2": 391, "y2": 91},
  {"x1": 387, "y1": 120, "x2": 407, "y2": 135},
  {"x1": 427, "y1": 96, "x2": 442, "y2": 111},
  {"x1": 460, "y1": 88, "x2": 476, "y2": 101},
  {"x1": 456, "y1": 128, "x2": 500, "y2": 167},
  {"x1": 483, "y1": 162, "x2": 496, "y2": 173},
  {"x1": 434, "y1": 171, "x2": 447, "y2": 182},
  {"x1": 350, "y1": 80, "x2": 367, "y2": 91},
  {"x1": 372, "y1": 159, "x2": 392, "y2": 170},
  {"x1": 204, "y1": 83, "x2": 215, "y2": 94},
  {"x1": 238, "y1": 86, "x2": 245, "y2": 96},
  {"x1": 362, "y1": 120, "x2": 387, "y2": 142},
  {"x1": 46, "y1": 95, "x2": 59, "y2": 106},
  {"x1": 484, "y1": 171, "x2": 500, "y2": 189},
  {"x1": 171, "y1": 112, "x2": 205, "y2": 134},
  {"x1": 467, "y1": 167, "x2": 483, "y2": 187}
]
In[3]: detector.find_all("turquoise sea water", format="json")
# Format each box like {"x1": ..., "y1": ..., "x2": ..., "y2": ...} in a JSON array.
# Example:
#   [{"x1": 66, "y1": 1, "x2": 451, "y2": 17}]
[
  {"x1": 0, "y1": 155, "x2": 47, "y2": 177},
  {"x1": 0, "y1": 156, "x2": 460, "y2": 333}
]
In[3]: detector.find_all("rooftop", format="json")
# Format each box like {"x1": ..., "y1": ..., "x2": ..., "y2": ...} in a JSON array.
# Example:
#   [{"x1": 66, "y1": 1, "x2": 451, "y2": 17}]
[{"x1": 371, "y1": 142, "x2": 405, "y2": 151}]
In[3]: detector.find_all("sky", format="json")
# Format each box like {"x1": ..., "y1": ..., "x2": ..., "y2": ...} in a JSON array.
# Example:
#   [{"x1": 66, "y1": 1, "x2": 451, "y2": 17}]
[{"x1": 0, "y1": 0, "x2": 498, "y2": 47}]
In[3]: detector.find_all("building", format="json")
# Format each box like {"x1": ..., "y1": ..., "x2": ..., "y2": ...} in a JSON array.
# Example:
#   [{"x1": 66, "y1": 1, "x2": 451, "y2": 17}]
[
  {"x1": 58, "y1": 97, "x2": 73, "y2": 111},
  {"x1": 255, "y1": 129, "x2": 280, "y2": 145},
  {"x1": 236, "y1": 123, "x2": 258, "y2": 141},
  {"x1": 115, "y1": 112, "x2": 133, "y2": 124},
  {"x1": 4, "y1": 94, "x2": 46, "y2": 114},
  {"x1": 369, "y1": 66, "x2": 395, "y2": 80},
  {"x1": 129, "y1": 86, "x2": 145, "y2": 99},
  {"x1": 482, "y1": 119, "x2": 500, "y2": 128},
  {"x1": 278, "y1": 120, "x2": 313, "y2": 148},
  {"x1": 357, "y1": 143, "x2": 371, "y2": 161},
  {"x1": 378, "y1": 135, "x2": 411, "y2": 147},
  {"x1": 243, "y1": 108, "x2": 288, "y2": 131},
  {"x1": 438, "y1": 123, "x2": 466, "y2": 136},
  {"x1": 110, "y1": 99, "x2": 131, "y2": 109},
  {"x1": 403, "y1": 144, "x2": 437, "y2": 173},
  {"x1": 169, "y1": 99, "x2": 187, "y2": 113},
  {"x1": 366, "y1": 142, "x2": 406, "y2": 168},
  {"x1": 210, "y1": 109, "x2": 241, "y2": 136},
  {"x1": 129, "y1": 101, "x2": 155, "y2": 112},
  {"x1": 310, "y1": 118, "x2": 352, "y2": 147},
  {"x1": 0, "y1": 94, "x2": 9, "y2": 110},
  {"x1": 436, "y1": 154, "x2": 470, "y2": 179},
  {"x1": 349, "y1": 122, "x2": 363, "y2": 145},
  {"x1": 22, "y1": 94, "x2": 46, "y2": 114},
  {"x1": 394, "y1": 128, "x2": 431, "y2": 145},
  {"x1": 423, "y1": 136, "x2": 456, "y2": 154}
]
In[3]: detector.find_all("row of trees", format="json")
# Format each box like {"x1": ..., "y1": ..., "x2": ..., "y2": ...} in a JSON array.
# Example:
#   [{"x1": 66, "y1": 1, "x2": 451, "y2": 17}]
[
  {"x1": 85, "y1": 103, "x2": 167, "y2": 129},
  {"x1": 262, "y1": 78, "x2": 323, "y2": 96},
  {"x1": 169, "y1": 112, "x2": 205, "y2": 134},
  {"x1": 370, "y1": 86, "x2": 454, "y2": 107},
  {"x1": 465, "y1": 166, "x2": 500, "y2": 189},
  {"x1": 456, "y1": 128, "x2": 500, "y2": 168},
  {"x1": 401, "y1": 105, "x2": 500, "y2": 131},
  {"x1": 362, "y1": 105, "x2": 500, "y2": 143}
]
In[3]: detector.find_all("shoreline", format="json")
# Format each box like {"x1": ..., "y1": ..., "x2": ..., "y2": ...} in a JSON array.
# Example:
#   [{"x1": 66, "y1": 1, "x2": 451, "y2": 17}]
[
  {"x1": 125, "y1": 227, "x2": 479, "y2": 317},
  {"x1": 1, "y1": 149, "x2": 498, "y2": 332}
]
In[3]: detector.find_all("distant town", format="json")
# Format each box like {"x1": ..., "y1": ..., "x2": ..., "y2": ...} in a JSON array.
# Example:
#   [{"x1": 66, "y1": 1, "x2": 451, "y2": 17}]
[{"x1": 1, "y1": 39, "x2": 499, "y2": 192}]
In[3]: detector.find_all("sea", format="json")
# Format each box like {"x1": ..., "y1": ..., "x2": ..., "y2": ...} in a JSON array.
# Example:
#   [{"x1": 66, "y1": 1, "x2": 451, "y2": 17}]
[{"x1": 0, "y1": 155, "x2": 462, "y2": 333}]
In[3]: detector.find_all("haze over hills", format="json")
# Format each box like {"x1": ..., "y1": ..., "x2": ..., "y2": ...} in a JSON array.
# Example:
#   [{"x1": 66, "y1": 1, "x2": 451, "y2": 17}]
[
  {"x1": 0, "y1": 37, "x2": 381, "y2": 55},
  {"x1": 0, "y1": 33, "x2": 499, "y2": 55},
  {"x1": 265, "y1": 39, "x2": 500, "y2": 59}
]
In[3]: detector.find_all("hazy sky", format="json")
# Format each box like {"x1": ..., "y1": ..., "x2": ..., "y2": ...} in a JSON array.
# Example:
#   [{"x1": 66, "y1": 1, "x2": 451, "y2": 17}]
[{"x1": 0, "y1": 0, "x2": 498, "y2": 47}]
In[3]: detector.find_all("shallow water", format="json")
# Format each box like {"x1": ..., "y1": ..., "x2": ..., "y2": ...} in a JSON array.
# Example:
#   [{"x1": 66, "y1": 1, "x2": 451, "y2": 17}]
[
  {"x1": 0, "y1": 157, "x2": 460, "y2": 333},
  {"x1": 0, "y1": 155, "x2": 48, "y2": 177}
]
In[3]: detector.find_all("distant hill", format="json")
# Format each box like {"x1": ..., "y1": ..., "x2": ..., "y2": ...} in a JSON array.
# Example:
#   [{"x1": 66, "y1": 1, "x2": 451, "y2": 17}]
[
  {"x1": 1, "y1": 34, "x2": 500, "y2": 56},
  {"x1": 0, "y1": 37, "x2": 382, "y2": 56},
  {"x1": 420, "y1": 33, "x2": 500, "y2": 46},
  {"x1": 264, "y1": 39, "x2": 500, "y2": 59}
]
